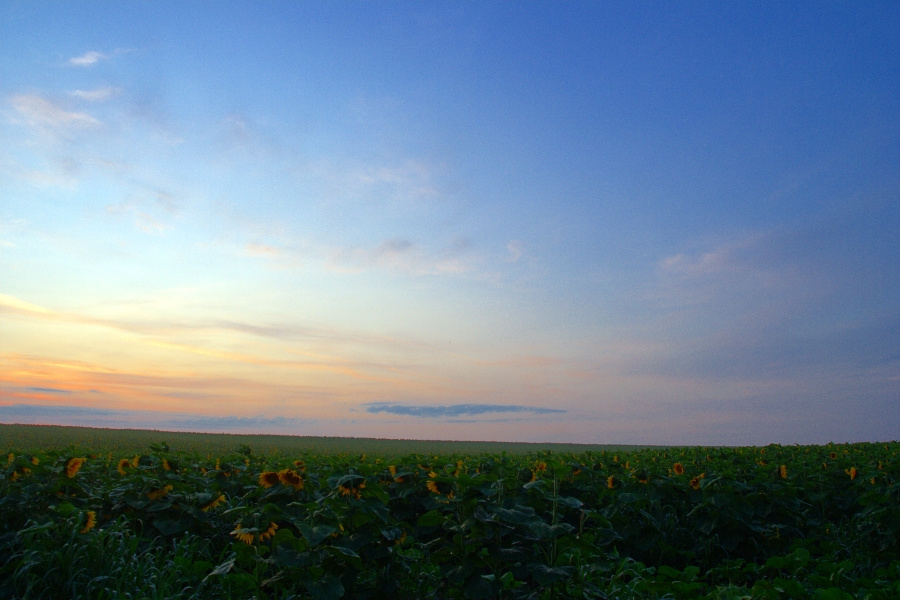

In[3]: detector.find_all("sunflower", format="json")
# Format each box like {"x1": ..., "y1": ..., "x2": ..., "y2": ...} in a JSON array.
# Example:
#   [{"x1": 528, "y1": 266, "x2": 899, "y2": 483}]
[
  {"x1": 258, "y1": 522, "x2": 279, "y2": 542},
  {"x1": 201, "y1": 494, "x2": 226, "y2": 512},
  {"x1": 293, "y1": 460, "x2": 307, "y2": 472},
  {"x1": 130, "y1": 455, "x2": 140, "y2": 468},
  {"x1": 80, "y1": 511, "x2": 97, "y2": 534},
  {"x1": 673, "y1": 463, "x2": 685, "y2": 475},
  {"x1": 389, "y1": 465, "x2": 405, "y2": 483},
  {"x1": 847, "y1": 467, "x2": 858, "y2": 480},
  {"x1": 258, "y1": 471, "x2": 280, "y2": 488},
  {"x1": 65, "y1": 457, "x2": 86, "y2": 478},
  {"x1": 5, "y1": 453, "x2": 12, "y2": 466},
  {"x1": 829, "y1": 452, "x2": 838, "y2": 459},
  {"x1": 147, "y1": 485, "x2": 173, "y2": 501},
  {"x1": 31, "y1": 456, "x2": 40, "y2": 466},
  {"x1": 162, "y1": 459, "x2": 172, "y2": 471},
  {"x1": 426, "y1": 480, "x2": 441, "y2": 494},
  {"x1": 689, "y1": 476, "x2": 702, "y2": 490},
  {"x1": 338, "y1": 481, "x2": 366, "y2": 499},
  {"x1": 607, "y1": 475, "x2": 616, "y2": 489},
  {"x1": 117, "y1": 459, "x2": 131, "y2": 475},
  {"x1": 780, "y1": 465, "x2": 787, "y2": 479},
  {"x1": 278, "y1": 468, "x2": 304, "y2": 491},
  {"x1": 231, "y1": 523, "x2": 255, "y2": 546}
]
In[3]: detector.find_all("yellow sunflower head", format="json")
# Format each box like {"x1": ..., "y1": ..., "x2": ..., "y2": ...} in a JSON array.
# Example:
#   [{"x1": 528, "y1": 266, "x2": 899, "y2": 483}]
[
  {"x1": 201, "y1": 493, "x2": 226, "y2": 512},
  {"x1": 65, "y1": 457, "x2": 86, "y2": 478},
  {"x1": 258, "y1": 522, "x2": 279, "y2": 542},
  {"x1": 79, "y1": 510, "x2": 97, "y2": 534},
  {"x1": 673, "y1": 463, "x2": 685, "y2": 475},
  {"x1": 258, "y1": 471, "x2": 280, "y2": 488},
  {"x1": 278, "y1": 468, "x2": 304, "y2": 491},
  {"x1": 231, "y1": 523, "x2": 255, "y2": 546},
  {"x1": 147, "y1": 485, "x2": 173, "y2": 501}
]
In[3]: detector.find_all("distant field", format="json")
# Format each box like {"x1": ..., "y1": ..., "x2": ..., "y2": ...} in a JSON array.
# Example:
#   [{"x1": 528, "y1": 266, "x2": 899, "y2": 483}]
[{"x1": 0, "y1": 423, "x2": 651, "y2": 456}]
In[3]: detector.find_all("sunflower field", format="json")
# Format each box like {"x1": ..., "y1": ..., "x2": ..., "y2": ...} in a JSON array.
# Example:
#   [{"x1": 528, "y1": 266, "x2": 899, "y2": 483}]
[{"x1": 1, "y1": 433, "x2": 898, "y2": 599}]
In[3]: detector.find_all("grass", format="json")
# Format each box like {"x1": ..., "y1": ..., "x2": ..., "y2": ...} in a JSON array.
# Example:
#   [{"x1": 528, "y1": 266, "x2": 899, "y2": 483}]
[{"x1": 0, "y1": 423, "x2": 653, "y2": 456}]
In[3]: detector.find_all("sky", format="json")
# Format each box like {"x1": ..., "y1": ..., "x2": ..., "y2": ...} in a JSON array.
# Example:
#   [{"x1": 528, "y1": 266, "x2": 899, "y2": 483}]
[{"x1": 1, "y1": 2, "x2": 898, "y2": 445}]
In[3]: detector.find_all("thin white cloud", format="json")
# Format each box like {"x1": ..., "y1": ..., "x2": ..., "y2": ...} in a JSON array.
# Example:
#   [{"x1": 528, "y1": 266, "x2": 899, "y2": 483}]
[
  {"x1": 68, "y1": 50, "x2": 108, "y2": 67},
  {"x1": 506, "y1": 240, "x2": 523, "y2": 263},
  {"x1": 69, "y1": 86, "x2": 122, "y2": 102},
  {"x1": 105, "y1": 191, "x2": 179, "y2": 234},
  {"x1": 324, "y1": 237, "x2": 479, "y2": 276},
  {"x1": 244, "y1": 243, "x2": 281, "y2": 258},
  {"x1": 9, "y1": 94, "x2": 100, "y2": 128}
]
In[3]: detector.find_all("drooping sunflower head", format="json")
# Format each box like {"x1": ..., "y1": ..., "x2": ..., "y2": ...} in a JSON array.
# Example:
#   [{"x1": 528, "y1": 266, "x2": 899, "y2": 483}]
[
  {"x1": 607, "y1": 475, "x2": 616, "y2": 489},
  {"x1": 79, "y1": 510, "x2": 97, "y2": 534},
  {"x1": 780, "y1": 465, "x2": 788, "y2": 479},
  {"x1": 258, "y1": 471, "x2": 280, "y2": 488},
  {"x1": 231, "y1": 523, "x2": 255, "y2": 546},
  {"x1": 258, "y1": 522, "x2": 279, "y2": 542},
  {"x1": 278, "y1": 468, "x2": 304, "y2": 491},
  {"x1": 147, "y1": 485, "x2": 174, "y2": 501},
  {"x1": 65, "y1": 457, "x2": 87, "y2": 478},
  {"x1": 201, "y1": 494, "x2": 226, "y2": 512}
]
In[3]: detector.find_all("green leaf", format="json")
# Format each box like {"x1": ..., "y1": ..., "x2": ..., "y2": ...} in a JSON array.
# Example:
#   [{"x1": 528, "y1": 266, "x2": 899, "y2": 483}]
[
  {"x1": 297, "y1": 524, "x2": 337, "y2": 547},
  {"x1": 202, "y1": 555, "x2": 235, "y2": 582},
  {"x1": 417, "y1": 509, "x2": 445, "y2": 527},
  {"x1": 813, "y1": 589, "x2": 854, "y2": 600},
  {"x1": 495, "y1": 506, "x2": 537, "y2": 525},
  {"x1": 305, "y1": 576, "x2": 345, "y2": 600},
  {"x1": 153, "y1": 516, "x2": 192, "y2": 535},
  {"x1": 555, "y1": 495, "x2": 583, "y2": 509}
]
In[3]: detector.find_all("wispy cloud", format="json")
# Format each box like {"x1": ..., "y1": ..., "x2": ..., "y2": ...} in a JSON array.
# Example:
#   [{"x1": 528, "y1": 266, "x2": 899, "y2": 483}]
[
  {"x1": 68, "y1": 50, "x2": 108, "y2": 67},
  {"x1": 0, "y1": 403, "x2": 310, "y2": 433},
  {"x1": 475, "y1": 356, "x2": 564, "y2": 368},
  {"x1": 69, "y1": 86, "x2": 122, "y2": 102},
  {"x1": 106, "y1": 191, "x2": 179, "y2": 234},
  {"x1": 506, "y1": 240, "x2": 523, "y2": 263},
  {"x1": 325, "y1": 237, "x2": 478, "y2": 276},
  {"x1": 9, "y1": 94, "x2": 100, "y2": 129},
  {"x1": 364, "y1": 403, "x2": 565, "y2": 418}
]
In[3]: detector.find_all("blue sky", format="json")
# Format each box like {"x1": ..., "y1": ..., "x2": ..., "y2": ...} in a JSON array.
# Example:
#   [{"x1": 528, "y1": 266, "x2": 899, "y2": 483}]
[{"x1": 1, "y1": 1, "x2": 897, "y2": 444}]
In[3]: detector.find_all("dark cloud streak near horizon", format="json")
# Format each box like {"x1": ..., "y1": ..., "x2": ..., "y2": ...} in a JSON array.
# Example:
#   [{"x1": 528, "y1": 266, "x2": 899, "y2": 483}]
[{"x1": 364, "y1": 403, "x2": 566, "y2": 418}]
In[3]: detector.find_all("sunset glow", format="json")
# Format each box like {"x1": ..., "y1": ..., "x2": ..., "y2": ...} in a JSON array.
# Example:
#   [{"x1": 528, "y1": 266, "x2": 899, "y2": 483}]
[{"x1": 1, "y1": 2, "x2": 898, "y2": 444}]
